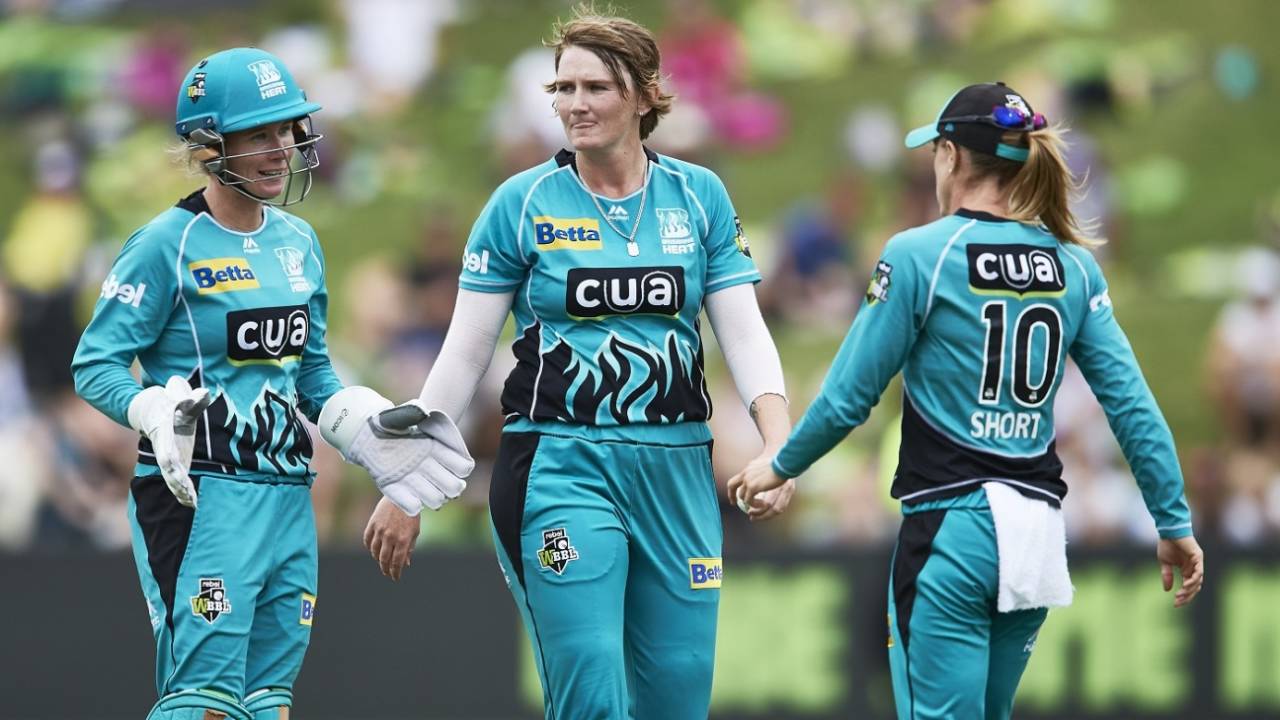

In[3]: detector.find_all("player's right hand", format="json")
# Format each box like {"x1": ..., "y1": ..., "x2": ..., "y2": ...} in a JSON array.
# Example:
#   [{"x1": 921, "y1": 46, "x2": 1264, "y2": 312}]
[
  {"x1": 127, "y1": 377, "x2": 213, "y2": 508},
  {"x1": 319, "y1": 387, "x2": 475, "y2": 516},
  {"x1": 1158, "y1": 534, "x2": 1205, "y2": 608},
  {"x1": 364, "y1": 496, "x2": 421, "y2": 581}
]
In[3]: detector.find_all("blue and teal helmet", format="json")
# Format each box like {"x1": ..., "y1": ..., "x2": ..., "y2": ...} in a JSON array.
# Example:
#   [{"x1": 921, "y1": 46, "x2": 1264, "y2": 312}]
[{"x1": 175, "y1": 47, "x2": 322, "y2": 205}]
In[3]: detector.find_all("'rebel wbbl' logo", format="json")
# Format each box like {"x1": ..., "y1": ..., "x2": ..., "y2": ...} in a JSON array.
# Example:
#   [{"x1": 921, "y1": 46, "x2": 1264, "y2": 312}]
[
  {"x1": 966, "y1": 244, "x2": 1066, "y2": 297},
  {"x1": 566, "y1": 266, "x2": 684, "y2": 318},
  {"x1": 190, "y1": 578, "x2": 232, "y2": 624},
  {"x1": 537, "y1": 528, "x2": 579, "y2": 575},
  {"x1": 226, "y1": 305, "x2": 309, "y2": 366}
]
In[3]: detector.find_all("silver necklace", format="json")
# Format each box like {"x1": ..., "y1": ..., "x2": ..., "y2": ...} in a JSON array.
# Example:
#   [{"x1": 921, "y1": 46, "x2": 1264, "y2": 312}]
[{"x1": 585, "y1": 160, "x2": 650, "y2": 257}]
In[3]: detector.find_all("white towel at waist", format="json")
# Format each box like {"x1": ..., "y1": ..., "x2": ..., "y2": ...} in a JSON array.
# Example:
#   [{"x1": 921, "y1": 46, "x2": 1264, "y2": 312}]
[{"x1": 983, "y1": 482, "x2": 1074, "y2": 613}]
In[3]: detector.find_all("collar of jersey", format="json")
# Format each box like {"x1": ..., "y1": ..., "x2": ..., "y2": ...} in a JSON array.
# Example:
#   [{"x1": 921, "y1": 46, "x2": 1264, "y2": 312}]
[
  {"x1": 176, "y1": 189, "x2": 267, "y2": 235},
  {"x1": 955, "y1": 208, "x2": 1015, "y2": 223},
  {"x1": 554, "y1": 146, "x2": 661, "y2": 170}
]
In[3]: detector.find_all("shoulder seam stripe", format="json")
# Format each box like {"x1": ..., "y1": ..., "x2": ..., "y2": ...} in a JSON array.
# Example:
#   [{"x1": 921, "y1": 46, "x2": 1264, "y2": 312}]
[
  {"x1": 925, "y1": 219, "x2": 977, "y2": 318},
  {"x1": 652, "y1": 163, "x2": 710, "y2": 237},
  {"x1": 1060, "y1": 244, "x2": 1091, "y2": 301},
  {"x1": 516, "y1": 165, "x2": 572, "y2": 264},
  {"x1": 269, "y1": 207, "x2": 325, "y2": 279}
]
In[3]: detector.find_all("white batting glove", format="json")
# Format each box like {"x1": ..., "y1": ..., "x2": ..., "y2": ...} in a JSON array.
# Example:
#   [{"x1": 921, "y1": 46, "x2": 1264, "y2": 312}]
[
  {"x1": 127, "y1": 377, "x2": 213, "y2": 508},
  {"x1": 319, "y1": 388, "x2": 475, "y2": 516}
]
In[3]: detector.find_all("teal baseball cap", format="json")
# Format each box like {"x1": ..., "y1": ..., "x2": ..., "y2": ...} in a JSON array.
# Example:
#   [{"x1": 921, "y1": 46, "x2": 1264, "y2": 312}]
[
  {"x1": 175, "y1": 47, "x2": 321, "y2": 138},
  {"x1": 904, "y1": 82, "x2": 1045, "y2": 162}
]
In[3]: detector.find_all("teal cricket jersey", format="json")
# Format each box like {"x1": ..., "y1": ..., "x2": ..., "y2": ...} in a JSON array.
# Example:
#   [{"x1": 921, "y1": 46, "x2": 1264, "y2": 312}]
[
  {"x1": 72, "y1": 190, "x2": 343, "y2": 483},
  {"x1": 459, "y1": 149, "x2": 760, "y2": 429},
  {"x1": 775, "y1": 209, "x2": 1192, "y2": 538}
]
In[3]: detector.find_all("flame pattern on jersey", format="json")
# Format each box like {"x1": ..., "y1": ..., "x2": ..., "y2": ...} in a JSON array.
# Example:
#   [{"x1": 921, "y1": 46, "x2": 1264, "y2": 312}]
[{"x1": 502, "y1": 322, "x2": 710, "y2": 425}]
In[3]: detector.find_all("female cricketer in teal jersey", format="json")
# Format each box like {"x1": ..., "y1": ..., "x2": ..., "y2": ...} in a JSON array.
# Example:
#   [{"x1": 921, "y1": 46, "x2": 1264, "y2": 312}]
[
  {"x1": 72, "y1": 48, "x2": 469, "y2": 720},
  {"x1": 730, "y1": 82, "x2": 1206, "y2": 719},
  {"x1": 360, "y1": 10, "x2": 792, "y2": 719}
]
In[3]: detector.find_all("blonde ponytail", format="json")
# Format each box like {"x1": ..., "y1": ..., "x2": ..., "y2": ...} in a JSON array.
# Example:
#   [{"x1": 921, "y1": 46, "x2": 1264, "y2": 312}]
[
  {"x1": 1006, "y1": 126, "x2": 1099, "y2": 246},
  {"x1": 965, "y1": 124, "x2": 1101, "y2": 247}
]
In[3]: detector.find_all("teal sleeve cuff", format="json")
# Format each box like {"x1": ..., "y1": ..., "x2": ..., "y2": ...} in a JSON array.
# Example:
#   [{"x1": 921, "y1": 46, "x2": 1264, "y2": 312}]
[
  {"x1": 772, "y1": 457, "x2": 800, "y2": 480},
  {"x1": 1156, "y1": 522, "x2": 1194, "y2": 540}
]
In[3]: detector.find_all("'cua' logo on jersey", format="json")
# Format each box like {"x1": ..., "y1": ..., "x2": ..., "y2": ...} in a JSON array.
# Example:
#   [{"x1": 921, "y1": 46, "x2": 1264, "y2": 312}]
[
  {"x1": 189, "y1": 258, "x2": 260, "y2": 295},
  {"x1": 226, "y1": 305, "x2": 309, "y2": 365},
  {"x1": 967, "y1": 244, "x2": 1065, "y2": 297},
  {"x1": 566, "y1": 267, "x2": 684, "y2": 318},
  {"x1": 533, "y1": 217, "x2": 602, "y2": 251}
]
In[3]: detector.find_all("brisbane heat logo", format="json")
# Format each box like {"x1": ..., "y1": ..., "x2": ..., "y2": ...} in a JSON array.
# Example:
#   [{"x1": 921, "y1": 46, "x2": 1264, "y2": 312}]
[
  {"x1": 566, "y1": 266, "x2": 684, "y2": 318},
  {"x1": 966, "y1": 244, "x2": 1065, "y2": 297},
  {"x1": 226, "y1": 304, "x2": 309, "y2": 366}
]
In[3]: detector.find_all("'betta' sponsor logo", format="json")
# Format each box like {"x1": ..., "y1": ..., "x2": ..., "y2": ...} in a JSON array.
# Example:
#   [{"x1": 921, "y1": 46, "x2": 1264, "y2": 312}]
[
  {"x1": 299, "y1": 593, "x2": 316, "y2": 626},
  {"x1": 189, "y1": 258, "x2": 260, "y2": 295},
  {"x1": 100, "y1": 274, "x2": 147, "y2": 308},
  {"x1": 567, "y1": 266, "x2": 684, "y2": 318},
  {"x1": 967, "y1": 244, "x2": 1065, "y2": 297},
  {"x1": 688, "y1": 558, "x2": 723, "y2": 589},
  {"x1": 226, "y1": 305, "x2": 309, "y2": 365},
  {"x1": 533, "y1": 216, "x2": 602, "y2": 251}
]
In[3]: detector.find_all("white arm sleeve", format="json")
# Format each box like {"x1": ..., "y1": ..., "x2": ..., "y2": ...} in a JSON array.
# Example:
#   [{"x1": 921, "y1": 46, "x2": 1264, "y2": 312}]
[
  {"x1": 418, "y1": 288, "x2": 514, "y2": 419},
  {"x1": 705, "y1": 283, "x2": 787, "y2": 409}
]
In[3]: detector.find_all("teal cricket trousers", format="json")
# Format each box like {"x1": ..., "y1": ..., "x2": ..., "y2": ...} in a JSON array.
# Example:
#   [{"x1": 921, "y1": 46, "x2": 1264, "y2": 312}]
[
  {"x1": 489, "y1": 421, "x2": 723, "y2": 720},
  {"x1": 128, "y1": 475, "x2": 318, "y2": 720},
  {"x1": 887, "y1": 495, "x2": 1048, "y2": 720}
]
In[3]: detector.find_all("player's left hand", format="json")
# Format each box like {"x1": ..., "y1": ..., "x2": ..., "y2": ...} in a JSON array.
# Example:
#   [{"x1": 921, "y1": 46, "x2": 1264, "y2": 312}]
[
  {"x1": 1158, "y1": 534, "x2": 1205, "y2": 608},
  {"x1": 363, "y1": 496, "x2": 421, "y2": 581},
  {"x1": 727, "y1": 453, "x2": 792, "y2": 521},
  {"x1": 127, "y1": 376, "x2": 214, "y2": 508}
]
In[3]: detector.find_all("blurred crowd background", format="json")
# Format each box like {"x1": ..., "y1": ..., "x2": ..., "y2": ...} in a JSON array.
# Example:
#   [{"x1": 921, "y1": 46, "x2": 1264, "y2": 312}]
[{"x1": 1, "y1": 0, "x2": 1277, "y2": 555}]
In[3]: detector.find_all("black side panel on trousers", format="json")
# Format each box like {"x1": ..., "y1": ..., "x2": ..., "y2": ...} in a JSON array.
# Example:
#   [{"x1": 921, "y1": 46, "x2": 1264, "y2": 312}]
[
  {"x1": 489, "y1": 433, "x2": 541, "y2": 589},
  {"x1": 131, "y1": 475, "x2": 199, "y2": 630},
  {"x1": 892, "y1": 509, "x2": 947, "y2": 651}
]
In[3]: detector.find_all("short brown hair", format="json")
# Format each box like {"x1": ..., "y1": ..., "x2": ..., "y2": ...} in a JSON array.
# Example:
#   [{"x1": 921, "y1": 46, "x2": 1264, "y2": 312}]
[{"x1": 543, "y1": 7, "x2": 674, "y2": 140}]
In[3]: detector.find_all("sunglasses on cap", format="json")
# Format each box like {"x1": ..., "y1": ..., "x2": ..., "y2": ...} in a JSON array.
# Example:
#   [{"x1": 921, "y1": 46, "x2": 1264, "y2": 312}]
[{"x1": 940, "y1": 105, "x2": 1047, "y2": 132}]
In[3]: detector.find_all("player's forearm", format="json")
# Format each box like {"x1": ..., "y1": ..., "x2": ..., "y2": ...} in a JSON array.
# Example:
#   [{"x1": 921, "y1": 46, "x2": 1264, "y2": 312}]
[
  {"x1": 417, "y1": 288, "x2": 512, "y2": 418},
  {"x1": 773, "y1": 395, "x2": 853, "y2": 478},
  {"x1": 1105, "y1": 401, "x2": 1193, "y2": 538},
  {"x1": 705, "y1": 284, "x2": 788, "y2": 413},
  {"x1": 71, "y1": 358, "x2": 141, "y2": 428},
  {"x1": 749, "y1": 393, "x2": 790, "y2": 451},
  {"x1": 296, "y1": 356, "x2": 344, "y2": 423},
  {"x1": 1073, "y1": 334, "x2": 1193, "y2": 538}
]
